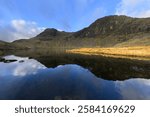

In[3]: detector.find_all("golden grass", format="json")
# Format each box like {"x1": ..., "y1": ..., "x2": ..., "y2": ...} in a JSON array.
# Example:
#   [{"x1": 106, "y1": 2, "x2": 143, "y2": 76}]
[{"x1": 67, "y1": 46, "x2": 150, "y2": 60}]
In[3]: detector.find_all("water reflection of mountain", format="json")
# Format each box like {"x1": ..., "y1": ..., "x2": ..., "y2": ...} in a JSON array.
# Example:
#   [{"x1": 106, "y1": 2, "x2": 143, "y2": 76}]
[
  {"x1": 0, "y1": 55, "x2": 150, "y2": 100},
  {"x1": 1, "y1": 49, "x2": 150, "y2": 80},
  {"x1": 36, "y1": 54, "x2": 150, "y2": 81}
]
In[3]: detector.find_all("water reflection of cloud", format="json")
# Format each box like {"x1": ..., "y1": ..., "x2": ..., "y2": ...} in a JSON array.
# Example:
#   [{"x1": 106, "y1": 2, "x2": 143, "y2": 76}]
[
  {"x1": 13, "y1": 59, "x2": 46, "y2": 76},
  {"x1": 116, "y1": 79, "x2": 150, "y2": 100},
  {"x1": 0, "y1": 55, "x2": 46, "y2": 77},
  {"x1": 0, "y1": 55, "x2": 150, "y2": 99},
  {"x1": 3, "y1": 55, "x2": 28, "y2": 61}
]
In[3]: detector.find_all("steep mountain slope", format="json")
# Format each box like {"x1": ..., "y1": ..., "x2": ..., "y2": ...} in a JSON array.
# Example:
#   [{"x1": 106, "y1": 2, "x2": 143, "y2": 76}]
[
  {"x1": 74, "y1": 15, "x2": 150, "y2": 38},
  {"x1": 72, "y1": 15, "x2": 150, "y2": 47}
]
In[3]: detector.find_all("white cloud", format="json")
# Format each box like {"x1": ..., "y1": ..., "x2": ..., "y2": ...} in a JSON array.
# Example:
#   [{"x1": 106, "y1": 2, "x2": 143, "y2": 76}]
[
  {"x1": 11, "y1": 20, "x2": 26, "y2": 31},
  {"x1": 0, "y1": 19, "x2": 45, "y2": 42},
  {"x1": 116, "y1": 0, "x2": 150, "y2": 18}
]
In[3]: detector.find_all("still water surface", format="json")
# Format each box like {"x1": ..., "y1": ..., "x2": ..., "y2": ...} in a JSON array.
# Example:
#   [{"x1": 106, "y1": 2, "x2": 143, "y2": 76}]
[{"x1": 0, "y1": 54, "x2": 150, "y2": 100}]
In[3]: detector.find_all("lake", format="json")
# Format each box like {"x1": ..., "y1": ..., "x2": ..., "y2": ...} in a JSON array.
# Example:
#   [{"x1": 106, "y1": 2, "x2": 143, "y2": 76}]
[{"x1": 0, "y1": 50, "x2": 150, "y2": 100}]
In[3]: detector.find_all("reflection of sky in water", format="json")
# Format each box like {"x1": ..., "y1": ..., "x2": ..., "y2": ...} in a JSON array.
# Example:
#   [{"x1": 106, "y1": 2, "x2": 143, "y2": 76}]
[
  {"x1": 116, "y1": 79, "x2": 150, "y2": 100},
  {"x1": 0, "y1": 55, "x2": 150, "y2": 100},
  {"x1": 0, "y1": 55, "x2": 46, "y2": 77},
  {"x1": 3, "y1": 55, "x2": 29, "y2": 61}
]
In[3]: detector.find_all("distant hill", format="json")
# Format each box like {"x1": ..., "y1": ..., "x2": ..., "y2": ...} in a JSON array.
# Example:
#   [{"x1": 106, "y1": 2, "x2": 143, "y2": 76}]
[
  {"x1": 1, "y1": 15, "x2": 150, "y2": 49},
  {"x1": 0, "y1": 41, "x2": 8, "y2": 50},
  {"x1": 35, "y1": 28, "x2": 72, "y2": 40}
]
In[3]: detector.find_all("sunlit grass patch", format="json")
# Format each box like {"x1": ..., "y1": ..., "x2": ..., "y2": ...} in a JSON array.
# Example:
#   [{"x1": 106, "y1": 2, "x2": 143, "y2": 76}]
[{"x1": 67, "y1": 46, "x2": 150, "y2": 61}]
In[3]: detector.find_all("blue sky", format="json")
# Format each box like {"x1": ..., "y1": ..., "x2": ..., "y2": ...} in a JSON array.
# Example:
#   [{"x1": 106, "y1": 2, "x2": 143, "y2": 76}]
[{"x1": 0, "y1": 0, "x2": 150, "y2": 42}]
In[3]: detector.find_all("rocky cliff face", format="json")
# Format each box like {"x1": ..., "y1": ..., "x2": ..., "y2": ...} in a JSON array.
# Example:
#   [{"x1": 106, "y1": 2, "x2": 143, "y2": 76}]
[{"x1": 74, "y1": 15, "x2": 150, "y2": 38}]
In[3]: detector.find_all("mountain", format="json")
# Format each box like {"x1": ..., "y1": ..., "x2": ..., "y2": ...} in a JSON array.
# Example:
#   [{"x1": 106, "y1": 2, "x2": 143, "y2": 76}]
[
  {"x1": 2, "y1": 15, "x2": 150, "y2": 49},
  {"x1": 0, "y1": 41, "x2": 10, "y2": 55},
  {"x1": 0, "y1": 41, "x2": 8, "y2": 50},
  {"x1": 74, "y1": 15, "x2": 150, "y2": 37},
  {"x1": 35, "y1": 28, "x2": 72, "y2": 40},
  {"x1": 73, "y1": 15, "x2": 150, "y2": 47}
]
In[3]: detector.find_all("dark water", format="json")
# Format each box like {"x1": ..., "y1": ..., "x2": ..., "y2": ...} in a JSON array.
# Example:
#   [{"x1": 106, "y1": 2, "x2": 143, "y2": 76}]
[{"x1": 0, "y1": 52, "x2": 150, "y2": 100}]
